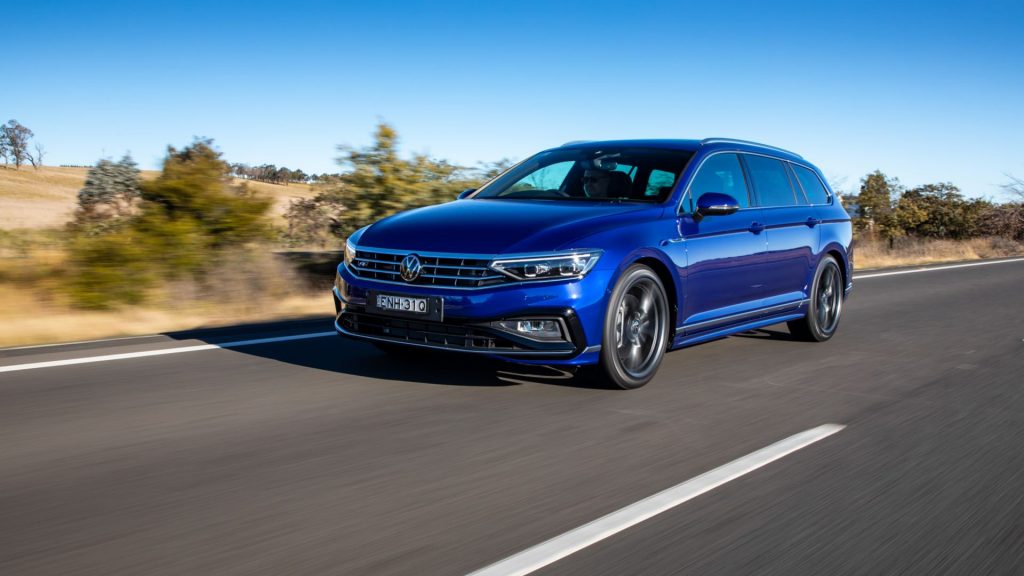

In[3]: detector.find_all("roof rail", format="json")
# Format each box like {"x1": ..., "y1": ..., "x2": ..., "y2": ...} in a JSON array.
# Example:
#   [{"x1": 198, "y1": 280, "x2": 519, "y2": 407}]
[
  {"x1": 560, "y1": 140, "x2": 592, "y2": 147},
  {"x1": 699, "y1": 138, "x2": 802, "y2": 158}
]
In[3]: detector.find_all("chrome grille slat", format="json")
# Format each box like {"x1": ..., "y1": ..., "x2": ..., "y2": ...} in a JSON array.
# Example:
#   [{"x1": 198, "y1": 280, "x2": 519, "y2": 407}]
[
  {"x1": 352, "y1": 248, "x2": 509, "y2": 288},
  {"x1": 421, "y1": 272, "x2": 505, "y2": 281}
]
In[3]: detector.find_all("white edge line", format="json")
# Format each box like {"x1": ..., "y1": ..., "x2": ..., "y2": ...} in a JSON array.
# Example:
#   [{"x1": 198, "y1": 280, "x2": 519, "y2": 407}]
[
  {"x1": 0, "y1": 333, "x2": 168, "y2": 352},
  {"x1": 467, "y1": 423, "x2": 846, "y2": 576},
  {"x1": 0, "y1": 332, "x2": 336, "y2": 374},
  {"x1": 853, "y1": 257, "x2": 1024, "y2": 279}
]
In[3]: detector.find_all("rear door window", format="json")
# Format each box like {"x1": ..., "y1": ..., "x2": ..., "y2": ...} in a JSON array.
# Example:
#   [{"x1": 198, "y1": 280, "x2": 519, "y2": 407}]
[
  {"x1": 686, "y1": 153, "x2": 750, "y2": 211},
  {"x1": 791, "y1": 164, "x2": 831, "y2": 205},
  {"x1": 743, "y1": 155, "x2": 798, "y2": 207}
]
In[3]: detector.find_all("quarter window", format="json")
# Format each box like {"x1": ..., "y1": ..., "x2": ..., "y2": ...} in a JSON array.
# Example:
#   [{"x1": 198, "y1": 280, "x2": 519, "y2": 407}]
[
  {"x1": 744, "y1": 155, "x2": 798, "y2": 207},
  {"x1": 791, "y1": 164, "x2": 830, "y2": 205},
  {"x1": 687, "y1": 153, "x2": 749, "y2": 211}
]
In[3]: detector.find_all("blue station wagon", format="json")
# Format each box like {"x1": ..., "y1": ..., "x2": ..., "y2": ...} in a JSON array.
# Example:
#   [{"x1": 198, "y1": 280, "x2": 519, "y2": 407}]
[{"x1": 334, "y1": 138, "x2": 852, "y2": 389}]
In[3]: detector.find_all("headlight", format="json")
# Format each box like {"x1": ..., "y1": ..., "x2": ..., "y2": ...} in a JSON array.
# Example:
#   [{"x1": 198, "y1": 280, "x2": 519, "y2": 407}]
[
  {"x1": 490, "y1": 251, "x2": 602, "y2": 281},
  {"x1": 344, "y1": 240, "x2": 356, "y2": 266}
]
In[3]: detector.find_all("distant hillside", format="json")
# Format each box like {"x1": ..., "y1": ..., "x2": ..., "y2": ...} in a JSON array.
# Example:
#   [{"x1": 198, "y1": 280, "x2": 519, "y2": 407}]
[{"x1": 0, "y1": 166, "x2": 316, "y2": 230}]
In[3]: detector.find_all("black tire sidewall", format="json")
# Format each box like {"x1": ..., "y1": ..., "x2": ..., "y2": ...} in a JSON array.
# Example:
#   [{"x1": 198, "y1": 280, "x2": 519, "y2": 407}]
[
  {"x1": 806, "y1": 255, "x2": 842, "y2": 341},
  {"x1": 598, "y1": 265, "x2": 670, "y2": 389}
]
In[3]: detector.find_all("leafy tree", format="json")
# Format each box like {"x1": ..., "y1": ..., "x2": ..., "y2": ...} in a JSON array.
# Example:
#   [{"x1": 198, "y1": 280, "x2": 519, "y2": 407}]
[
  {"x1": 305, "y1": 122, "x2": 479, "y2": 240},
  {"x1": 74, "y1": 154, "x2": 142, "y2": 228},
  {"x1": 897, "y1": 183, "x2": 989, "y2": 239},
  {"x1": 140, "y1": 139, "x2": 273, "y2": 250},
  {"x1": 1, "y1": 120, "x2": 33, "y2": 169},
  {"x1": 853, "y1": 170, "x2": 903, "y2": 242}
]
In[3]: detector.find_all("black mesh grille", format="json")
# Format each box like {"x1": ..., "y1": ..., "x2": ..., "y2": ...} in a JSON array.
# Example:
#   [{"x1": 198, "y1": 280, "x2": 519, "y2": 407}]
[
  {"x1": 350, "y1": 250, "x2": 508, "y2": 288},
  {"x1": 339, "y1": 312, "x2": 528, "y2": 351}
]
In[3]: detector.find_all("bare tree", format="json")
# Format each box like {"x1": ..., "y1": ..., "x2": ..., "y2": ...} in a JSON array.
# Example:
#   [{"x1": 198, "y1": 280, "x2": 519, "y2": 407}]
[
  {"x1": 0, "y1": 120, "x2": 34, "y2": 170},
  {"x1": 1004, "y1": 173, "x2": 1024, "y2": 201},
  {"x1": 33, "y1": 142, "x2": 46, "y2": 169}
]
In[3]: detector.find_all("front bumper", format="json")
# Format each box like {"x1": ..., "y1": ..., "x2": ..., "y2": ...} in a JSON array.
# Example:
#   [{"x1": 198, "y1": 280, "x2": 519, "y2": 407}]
[{"x1": 333, "y1": 263, "x2": 608, "y2": 365}]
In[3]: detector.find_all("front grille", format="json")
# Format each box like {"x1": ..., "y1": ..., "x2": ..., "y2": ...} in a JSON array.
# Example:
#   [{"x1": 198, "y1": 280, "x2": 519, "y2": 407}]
[
  {"x1": 339, "y1": 312, "x2": 529, "y2": 351},
  {"x1": 350, "y1": 249, "x2": 508, "y2": 288}
]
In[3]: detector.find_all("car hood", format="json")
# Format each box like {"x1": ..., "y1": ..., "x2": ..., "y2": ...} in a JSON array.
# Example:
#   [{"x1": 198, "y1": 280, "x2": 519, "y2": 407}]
[{"x1": 356, "y1": 199, "x2": 661, "y2": 254}]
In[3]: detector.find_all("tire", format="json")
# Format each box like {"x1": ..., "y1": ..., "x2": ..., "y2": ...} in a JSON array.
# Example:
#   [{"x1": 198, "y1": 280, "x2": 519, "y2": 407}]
[
  {"x1": 588, "y1": 264, "x2": 670, "y2": 390},
  {"x1": 788, "y1": 255, "x2": 844, "y2": 342}
]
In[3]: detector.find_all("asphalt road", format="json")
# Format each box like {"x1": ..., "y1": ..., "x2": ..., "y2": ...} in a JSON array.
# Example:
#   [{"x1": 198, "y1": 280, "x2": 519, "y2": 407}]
[{"x1": 2, "y1": 259, "x2": 1023, "y2": 575}]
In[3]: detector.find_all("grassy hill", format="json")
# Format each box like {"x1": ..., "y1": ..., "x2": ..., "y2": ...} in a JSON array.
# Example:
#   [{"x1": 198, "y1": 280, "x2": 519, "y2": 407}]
[{"x1": 0, "y1": 166, "x2": 317, "y2": 230}]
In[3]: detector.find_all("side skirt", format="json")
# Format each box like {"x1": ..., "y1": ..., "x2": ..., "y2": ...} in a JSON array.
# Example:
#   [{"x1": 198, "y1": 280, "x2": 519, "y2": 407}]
[{"x1": 670, "y1": 312, "x2": 806, "y2": 350}]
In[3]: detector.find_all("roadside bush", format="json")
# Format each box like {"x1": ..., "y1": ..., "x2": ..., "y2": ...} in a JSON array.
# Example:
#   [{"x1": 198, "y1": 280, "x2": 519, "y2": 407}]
[
  {"x1": 66, "y1": 139, "x2": 274, "y2": 308},
  {"x1": 978, "y1": 203, "x2": 1024, "y2": 240}
]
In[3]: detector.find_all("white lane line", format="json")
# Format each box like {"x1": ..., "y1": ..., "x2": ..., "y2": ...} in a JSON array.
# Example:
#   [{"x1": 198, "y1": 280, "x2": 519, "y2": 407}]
[
  {"x1": 0, "y1": 332, "x2": 336, "y2": 374},
  {"x1": 853, "y1": 257, "x2": 1024, "y2": 279},
  {"x1": 468, "y1": 423, "x2": 845, "y2": 576}
]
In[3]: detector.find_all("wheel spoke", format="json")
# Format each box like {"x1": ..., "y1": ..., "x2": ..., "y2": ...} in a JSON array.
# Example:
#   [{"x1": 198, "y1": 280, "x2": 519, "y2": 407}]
[
  {"x1": 627, "y1": 343, "x2": 641, "y2": 369},
  {"x1": 639, "y1": 290, "x2": 653, "y2": 315}
]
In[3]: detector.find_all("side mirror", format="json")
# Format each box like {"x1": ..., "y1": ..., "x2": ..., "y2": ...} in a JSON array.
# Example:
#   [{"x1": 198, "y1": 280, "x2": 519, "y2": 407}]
[
  {"x1": 457, "y1": 188, "x2": 476, "y2": 200},
  {"x1": 695, "y1": 192, "x2": 740, "y2": 219}
]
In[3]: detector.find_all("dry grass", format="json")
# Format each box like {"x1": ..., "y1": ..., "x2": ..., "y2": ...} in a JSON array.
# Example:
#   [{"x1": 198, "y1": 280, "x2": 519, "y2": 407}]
[
  {"x1": 855, "y1": 236, "x2": 1024, "y2": 269},
  {"x1": 0, "y1": 235, "x2": 333, "y2": 347},
  {"x1": 0, "y1": 287, "x2": 330, "y2": 348},
  {"x1": 0, "y1": 165, "x2": 315, "y2": 229}
]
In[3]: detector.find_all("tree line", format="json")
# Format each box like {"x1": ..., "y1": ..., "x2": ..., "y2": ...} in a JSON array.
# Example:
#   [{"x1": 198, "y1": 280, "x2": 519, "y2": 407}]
[
  {"x1": 229, "y1": 163, "x2": 331, "y2": 185},
  {"x1": 848, "y1": 171, "x2": 1024, "y2": 245}
]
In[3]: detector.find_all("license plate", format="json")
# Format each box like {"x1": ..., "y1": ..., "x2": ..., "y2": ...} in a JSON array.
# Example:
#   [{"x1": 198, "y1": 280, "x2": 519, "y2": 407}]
[
  {"x1": 376, "y1": 294, "x2": 428, "y2": 314},
  {"x1": 367, "y1": 291, "x2": 443, "y2": 321}
]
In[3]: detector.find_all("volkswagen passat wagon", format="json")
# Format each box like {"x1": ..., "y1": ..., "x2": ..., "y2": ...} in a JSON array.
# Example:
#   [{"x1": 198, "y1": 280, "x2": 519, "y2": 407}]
[{"x1": 333, "y1": 138, "x2": 852, "y2": 389}]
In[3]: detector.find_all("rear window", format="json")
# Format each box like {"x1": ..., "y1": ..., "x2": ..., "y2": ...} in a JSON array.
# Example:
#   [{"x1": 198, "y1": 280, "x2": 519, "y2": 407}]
[
  {"x1": 791, "y1": 164, "x2": 830, "y2": 205},
  {"x1": 743, "y1": 155, "x2": 798, "y2": 207}
]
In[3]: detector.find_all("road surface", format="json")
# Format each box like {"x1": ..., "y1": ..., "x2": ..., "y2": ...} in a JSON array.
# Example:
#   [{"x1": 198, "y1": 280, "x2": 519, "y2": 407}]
[{"x1": 2, "y1": 259, "x2": 1023, "y2": 575}]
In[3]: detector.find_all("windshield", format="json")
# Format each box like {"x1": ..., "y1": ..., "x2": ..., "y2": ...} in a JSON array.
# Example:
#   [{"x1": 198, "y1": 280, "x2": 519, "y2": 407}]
[{"x1": 473, "y1": 147, "x2": 693, "y2": 202}]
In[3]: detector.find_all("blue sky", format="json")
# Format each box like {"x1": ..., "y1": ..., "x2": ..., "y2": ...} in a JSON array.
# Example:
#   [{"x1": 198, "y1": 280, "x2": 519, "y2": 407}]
[{"x1": 5, "y1": 0, "x2": 1023, "y2": 199}]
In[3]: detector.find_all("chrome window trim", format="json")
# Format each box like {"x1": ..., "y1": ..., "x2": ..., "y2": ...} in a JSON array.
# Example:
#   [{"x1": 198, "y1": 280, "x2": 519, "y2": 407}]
[
  {"x1": 699, "y1": 138, "x2": 803, "y2": 159},
  {"x1": 677, "y1": 149, "x2": 834, "y2": 215}
]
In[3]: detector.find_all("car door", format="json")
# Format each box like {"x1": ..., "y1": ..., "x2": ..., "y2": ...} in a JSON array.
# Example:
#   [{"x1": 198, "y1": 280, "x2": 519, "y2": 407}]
[
  {"x1": 742, "y1": 154, "x2": 818, "y2": 310},
  {"x1": 676, "y1": 152, "x2": 767, "y2": 334}
]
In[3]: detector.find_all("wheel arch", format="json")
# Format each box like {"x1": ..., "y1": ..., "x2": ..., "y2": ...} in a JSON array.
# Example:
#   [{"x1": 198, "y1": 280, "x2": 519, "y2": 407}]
[
  {"x1": 822, "y1": 243, "x2": 850, "y2": 293},
  {"x1": 622, "y1": 251, "x2": 680, "y2": 340}
]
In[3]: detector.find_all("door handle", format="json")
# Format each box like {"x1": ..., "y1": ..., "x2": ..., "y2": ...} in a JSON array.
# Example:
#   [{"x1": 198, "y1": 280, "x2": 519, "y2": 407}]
[
  {"x1": 749, "y1": 221, "x2": 764, "y2": 234},
  {"x1": 806, "y1": 217, "x2": 821, "y2": 227}
]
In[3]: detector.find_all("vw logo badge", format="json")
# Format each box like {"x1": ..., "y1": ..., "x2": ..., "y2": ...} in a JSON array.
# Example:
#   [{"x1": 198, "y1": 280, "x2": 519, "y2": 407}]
[{"x1": 399, "y1": 254, "x2": 422, "y2": 282}]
